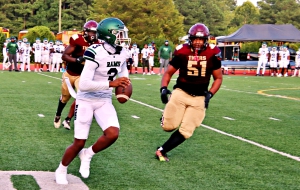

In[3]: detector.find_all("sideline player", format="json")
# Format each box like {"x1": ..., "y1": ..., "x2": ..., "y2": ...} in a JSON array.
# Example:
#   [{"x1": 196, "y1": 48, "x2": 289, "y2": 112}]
[
  {"x1": 2, "y1": 38, "x2": 10, "y2": 70},
  {"x1": 32, "y1": 38, "x2": 42, "y2": 72},
  {"x1": 155, "y1": 23, "x2": 223, "y2": 162},
  {"x1": 256, "y1": 42, "x2": 269, "y2": 76},
  {"x1": 278, "y1": 45, "x2": 290, "y2": 77},
  {"x1": 292, "y1": 47, "x2": 300, "y2": 77},
  {"x1": 130, "y1": 44, "x2": 140, "y2": 73},
  {"x1": 55, "y1": 17, "x2": 131, "y2": 184},
  {"x1": 269, "y1": 46, "x2": 278, "y2": 77},
  {"x1": 53, "y1": 20, "x2": 99, "y2": 129}
]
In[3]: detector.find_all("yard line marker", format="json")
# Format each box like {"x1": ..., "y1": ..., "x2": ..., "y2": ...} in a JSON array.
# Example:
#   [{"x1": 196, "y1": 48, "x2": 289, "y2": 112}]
[
  {"x1": 131, "y1": 115, "x2": 140, "y2": 119},
  {"x1": 269, "y1": 117, "x2": 280, "y2": 121},
  {"x1": 201, "y1": 124, "x2": 300, "y2": 162},
  {"x1": 38, "y1": 114, "x2": 45, "y2": 117},
  {"x1": 40, "y1": 73, "x2": 300, "y2": 162},
  {"x1": 223, "y1": 116, "x2": 235, "y2": 120}
]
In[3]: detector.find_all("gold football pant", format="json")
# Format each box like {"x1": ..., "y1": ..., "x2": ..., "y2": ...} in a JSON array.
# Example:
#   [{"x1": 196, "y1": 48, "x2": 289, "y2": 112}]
[
  {"x1": 61, "y1": 72, "x2": 80, "y2": 103},
  {"x1": 162, "y1": 88, "x2": 206, "y2": 139}
]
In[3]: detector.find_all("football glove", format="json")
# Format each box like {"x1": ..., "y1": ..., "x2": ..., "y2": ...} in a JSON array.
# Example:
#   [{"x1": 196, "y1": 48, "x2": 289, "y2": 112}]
[
  {"x1": 204, "y1": 91, "x2": 213, "y2": 109},
  {"x1": 160, "y1": 87, "x2": 171, "y2": 104},
  {"x1": 76, "y1": 56, "x2": 85, "y2": 64}
]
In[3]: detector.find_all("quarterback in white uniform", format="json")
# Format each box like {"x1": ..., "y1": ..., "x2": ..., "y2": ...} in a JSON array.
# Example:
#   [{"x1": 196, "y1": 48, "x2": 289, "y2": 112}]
[
  {"x1": 256, "y1": 42, "x2": 269, "y2": 76},
  {"x1": 55, "y1": 17, "x2": 131, "y2": 185}
]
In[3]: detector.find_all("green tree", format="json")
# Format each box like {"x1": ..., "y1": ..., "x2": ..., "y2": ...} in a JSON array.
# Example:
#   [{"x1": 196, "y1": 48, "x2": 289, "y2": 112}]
[
  {"x1": 258, "y1": 0, "x2": 300, "y2": 29},
  {"x1": 230, "y1": 1, "x2": 259, "y2": 27},
  {"x1": 24, "y1": 26, "x2": 55, "y2": 44},
  {"x1": 91, "y1": 0, "x2": 185, "y2": 46}
]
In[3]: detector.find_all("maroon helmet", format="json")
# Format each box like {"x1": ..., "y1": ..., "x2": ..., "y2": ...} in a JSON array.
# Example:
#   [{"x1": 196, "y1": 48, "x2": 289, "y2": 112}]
[
  {"x1": 83, "y1": 20, "x2": 98, "y2": 43},
  {"x1": 188, "y1": 23, "x2": 210, "y2": 50}
]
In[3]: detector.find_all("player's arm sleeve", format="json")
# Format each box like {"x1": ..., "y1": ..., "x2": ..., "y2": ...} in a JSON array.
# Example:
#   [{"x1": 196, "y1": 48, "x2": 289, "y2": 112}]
[
  {"x1": 118, "y1": 61, "x2": 129, "y2": 78},
  {"x1": 79, "y1": 50, "x2": 109, "y2": 92}
]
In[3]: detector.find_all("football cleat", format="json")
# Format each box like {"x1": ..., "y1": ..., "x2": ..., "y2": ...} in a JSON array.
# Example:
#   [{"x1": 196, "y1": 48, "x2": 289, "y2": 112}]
[
  {"x1": 155, "y1": 150, "x2": 169, "y2": 162},
  {"x1": 55, "y1": 168, "x2": 68, "y2": 185},
  {"x1": 78, "y1": 148, "x2": 92, "y2": 178},
  {"x1": 62, "y1": 119, "x2": 71, "y2": 130},
  {"x1": 54, "y1": 116, "x2": 61, "y2": 128}
]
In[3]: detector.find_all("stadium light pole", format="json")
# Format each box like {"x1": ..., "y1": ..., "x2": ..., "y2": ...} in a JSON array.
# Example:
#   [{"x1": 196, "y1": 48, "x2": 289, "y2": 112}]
[{"x1": 58, "y1": 0, "x2": 62, "y2": 32}]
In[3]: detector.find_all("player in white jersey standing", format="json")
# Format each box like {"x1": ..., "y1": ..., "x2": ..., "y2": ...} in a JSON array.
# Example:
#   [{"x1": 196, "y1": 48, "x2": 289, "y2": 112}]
[
  {"x1": 292, "y1": 47, "x2": 300, "y2": 77},
  {"x1": 269, "y1": 46, "x2": 278, "y2": 77},
  {"x1": 52, "y1": 40, "x2": 65, "y2": 72},
  {"x1": 16, "y1": 40, "x2": 23, "y2": 68},
  {"x1": 40, "y1": 38, "x2": 51, "y2": 72},
  {"x1": 2, "y1": 38, "x2": 10, "y2": 70},
  {"x1": 32, "y1": 38, "x2": 42, "y2": 72},
  {"x1": 148, "y1": 43, "x2": 155, "y2": 74},
  {"x1": 130, "y1": 43, "x2": 140, "y2": 73},
  {"x1": 256, "y1": 42, "x2": 269, "y2": 76},
  {"x1": 278, "y1": 45, "x2": 290, "y2": 77},
  {"x1": 21, "y1": 42, "x2": 32, "y2": 71},
  {"x1": 55, "y1": 17, "x2": 131, "y2": 185}
]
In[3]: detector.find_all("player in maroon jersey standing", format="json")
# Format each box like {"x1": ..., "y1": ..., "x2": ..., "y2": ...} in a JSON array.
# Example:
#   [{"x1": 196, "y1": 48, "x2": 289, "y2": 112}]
[
  {"x1": 53, "y1": 20, "x2": 100, "y2": 129},
  {"x1": 156, "y1": 23, "x2": 223, "y2": 161}
]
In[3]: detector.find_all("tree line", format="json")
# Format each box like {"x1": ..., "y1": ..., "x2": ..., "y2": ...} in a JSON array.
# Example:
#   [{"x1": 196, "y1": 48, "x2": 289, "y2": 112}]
[{"x1": 1, "y1": 0, "x2": 300, "y2": 46}]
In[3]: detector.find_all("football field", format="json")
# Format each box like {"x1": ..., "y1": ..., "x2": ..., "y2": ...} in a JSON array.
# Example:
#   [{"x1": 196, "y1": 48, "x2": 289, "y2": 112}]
[{"x1": 0, "y1": 71, "x2": 300, "y2": 190}]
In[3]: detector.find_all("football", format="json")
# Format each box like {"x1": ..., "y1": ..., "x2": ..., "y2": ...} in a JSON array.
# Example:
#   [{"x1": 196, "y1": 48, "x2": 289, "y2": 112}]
[{"x1": 115, "y1": 83, "x2": 132, "y2": 103}]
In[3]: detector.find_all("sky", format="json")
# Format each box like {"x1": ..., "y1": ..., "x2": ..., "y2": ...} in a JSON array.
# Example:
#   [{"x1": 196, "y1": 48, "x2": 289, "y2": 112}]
[{"x1": 236, "y1": 0, "x2": 258, "y2": 6}]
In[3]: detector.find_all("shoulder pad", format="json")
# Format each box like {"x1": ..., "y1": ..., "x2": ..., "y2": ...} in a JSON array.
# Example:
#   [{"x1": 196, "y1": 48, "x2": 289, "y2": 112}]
[
  {"x1": 209, "y1": 43, "x2": 216, "y2": 49},
  {"x1": 176, "y1": 44, "x2": 183, "y2": 50}
]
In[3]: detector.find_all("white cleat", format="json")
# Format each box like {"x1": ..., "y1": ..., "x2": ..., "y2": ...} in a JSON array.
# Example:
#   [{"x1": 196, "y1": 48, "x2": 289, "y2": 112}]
[
  {"x1": 62, "y1": 119, "x2": 71, "y2": 130},
  {"x1": 54, "y1": 116, "x2": 61, "y2": 128},
  {"x1": 55, "y1": 168, "x2": 68, "y2": 185},
  {"x1": 78, "y1": 148, "x2": 92, "y2": 178}
]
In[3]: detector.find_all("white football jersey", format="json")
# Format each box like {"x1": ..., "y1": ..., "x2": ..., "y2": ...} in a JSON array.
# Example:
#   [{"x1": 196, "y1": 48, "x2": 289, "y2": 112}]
[
  {"x1": 130, "y1": 48, "x2": 140, "y2": 58},
  {"x1": 77, "y1": 44, "x2": 129, "y2": 101},
  {"x1": 269, "y1": 51, "x2": 278, "y2": 62},
  {"x1": 279, "y1": 50, "x2": 290, "y2": 61},
  {"x1": 296, "y1": 51, "x2": 300, "y2": 62},
  {"x1": 23, "y1": 46, "x2": 32, "y2": 56},
  {"x1": 141, "y1": 48, "x2": 148, "y2": 58},
  {"x1": 41, "y1": 43, "x2": 50, "y2": 55},
  {"x1": 33, "y1": 43, "x2": 42, "y2": 52},
  {"x1": 53, "y1": 45, "x2": 64, "y2": 53},
  {"x1": 258, "y1": 48, "x2": 269, "y2": 59}
]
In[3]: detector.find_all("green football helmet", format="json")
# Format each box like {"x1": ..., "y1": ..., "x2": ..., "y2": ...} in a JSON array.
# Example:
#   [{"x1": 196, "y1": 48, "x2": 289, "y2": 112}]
[{"x1": 97, "y1": 17, "x2": 126, "y2": 45}]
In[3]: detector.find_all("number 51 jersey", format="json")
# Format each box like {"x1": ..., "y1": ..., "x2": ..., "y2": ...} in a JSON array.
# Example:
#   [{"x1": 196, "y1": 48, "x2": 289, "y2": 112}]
[
  {"x1": 170, "y1": 43, "x2": 221, "y2": 96},
  {"x1": 77, "y1": 44, "x2": 129, "y2": 101}
]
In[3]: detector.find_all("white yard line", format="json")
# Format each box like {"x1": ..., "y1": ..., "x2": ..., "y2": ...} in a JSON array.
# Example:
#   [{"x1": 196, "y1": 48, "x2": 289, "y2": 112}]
[{"x1": 39, "y1": 73, "x2": 300, "y2": 162}]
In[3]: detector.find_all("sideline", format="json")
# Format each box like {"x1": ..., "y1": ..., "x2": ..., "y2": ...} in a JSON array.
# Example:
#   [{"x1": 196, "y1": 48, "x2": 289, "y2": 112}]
[{"x1": 38, "y1": 73, "x2": 300, "y2": 162}]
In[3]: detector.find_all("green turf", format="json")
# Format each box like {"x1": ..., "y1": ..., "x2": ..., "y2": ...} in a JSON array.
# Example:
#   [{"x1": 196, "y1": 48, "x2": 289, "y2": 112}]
[{"x1": 1, "y1": 71, "x2": 300, "y2": 190}]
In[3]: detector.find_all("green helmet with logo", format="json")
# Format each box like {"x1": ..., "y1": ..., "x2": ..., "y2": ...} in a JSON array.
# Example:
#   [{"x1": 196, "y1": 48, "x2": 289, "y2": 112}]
[{"x1": 97, "y1": 17, "x2": 125, "y2": 45}]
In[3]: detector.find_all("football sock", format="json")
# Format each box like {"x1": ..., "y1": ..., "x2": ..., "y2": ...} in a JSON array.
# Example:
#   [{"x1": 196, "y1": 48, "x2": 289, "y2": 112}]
[
  {"x1": 160, "y1": 129, "x2": 186, "y2": 154},
  {"x1": 59, "y1": 162, "x2": 68, "y2": 169},
  {"x1": 56, "y1": 99, "x2": 66, "y2": 116},
  {"x1": 87, "y1": 146, "x2": 96, "y2": 157}
]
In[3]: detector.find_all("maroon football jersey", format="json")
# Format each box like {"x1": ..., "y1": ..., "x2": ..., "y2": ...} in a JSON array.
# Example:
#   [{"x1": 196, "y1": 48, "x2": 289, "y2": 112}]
[
  {"x1": 66, "y1": 34, "x2": 99, "y2": 75},
  {"x1": 170, "y1": 43, "x2": 221, "y2": 96}
]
